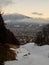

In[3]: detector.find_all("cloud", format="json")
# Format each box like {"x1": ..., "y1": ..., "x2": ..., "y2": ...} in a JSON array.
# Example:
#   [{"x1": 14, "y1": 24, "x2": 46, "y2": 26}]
[
  {"x1": 32, "y1": 12, "x2": 43, "y2": 15},
  {"x1": 0, "y1": 0, "x2": 13, "y2": 6}
]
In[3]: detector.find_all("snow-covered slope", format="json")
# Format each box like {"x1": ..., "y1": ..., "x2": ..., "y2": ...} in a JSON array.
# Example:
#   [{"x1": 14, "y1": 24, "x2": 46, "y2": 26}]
[{"x1": 5, "y1": 43, "x2": 49, "y2": 65}]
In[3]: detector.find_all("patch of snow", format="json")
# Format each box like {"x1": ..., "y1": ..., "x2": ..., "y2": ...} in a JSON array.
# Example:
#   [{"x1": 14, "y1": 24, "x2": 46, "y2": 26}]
[{"x1": 5, "y1": 43, "x2": 49, "y2": 65}]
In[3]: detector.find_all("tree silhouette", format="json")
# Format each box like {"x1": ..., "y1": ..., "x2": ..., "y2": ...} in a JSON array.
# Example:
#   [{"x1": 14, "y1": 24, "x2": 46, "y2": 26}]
[
  {"x1": 0, "y1": 12, "x2": 20, "y2": 45},
  {"x1": 0, "y1": 11, "x2": 20, "y2": 65},
  {"x1": 35, "y1": 24, "x2": 49, "y2": 46}
]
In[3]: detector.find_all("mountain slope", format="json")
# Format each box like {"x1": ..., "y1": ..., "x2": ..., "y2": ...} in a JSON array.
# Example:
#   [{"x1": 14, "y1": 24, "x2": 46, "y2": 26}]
[{"x1": 5, "y1": 43, "x2": 49, "y2": 65}]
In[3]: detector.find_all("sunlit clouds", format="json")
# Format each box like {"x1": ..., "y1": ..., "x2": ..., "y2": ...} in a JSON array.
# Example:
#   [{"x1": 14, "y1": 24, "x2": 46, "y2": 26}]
[{"x1": 0, "y1": 0, "x2": 49, "y2": 18}]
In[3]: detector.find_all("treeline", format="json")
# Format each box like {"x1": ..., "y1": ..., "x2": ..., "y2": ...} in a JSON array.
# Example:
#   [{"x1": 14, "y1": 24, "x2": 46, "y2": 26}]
[{"x1": 35, "y1": 24, "x2": 49, "y2": 46}]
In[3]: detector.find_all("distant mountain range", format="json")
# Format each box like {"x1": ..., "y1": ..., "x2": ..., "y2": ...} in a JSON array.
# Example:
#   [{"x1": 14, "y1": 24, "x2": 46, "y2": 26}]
[
  {"x1": 3, "y1": 13, "x2": 49, "y2": 41},
  {"x1": 2, "y1": 13, "x2": 49, "y2": 30},
  {"x1": 3, "y1": 13, "x2": 49, "y2": 24}
]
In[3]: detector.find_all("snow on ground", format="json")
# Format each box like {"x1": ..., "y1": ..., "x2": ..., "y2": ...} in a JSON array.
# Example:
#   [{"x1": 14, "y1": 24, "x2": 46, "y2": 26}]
[{"x1": 5, "y1": 43, "x2": 49, "y2": 65}]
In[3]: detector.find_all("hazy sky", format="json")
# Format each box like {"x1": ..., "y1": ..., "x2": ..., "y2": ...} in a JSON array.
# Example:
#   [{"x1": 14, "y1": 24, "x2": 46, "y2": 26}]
[{"x1": 0, "y1": 0, "x2": 49, "y2": 18}]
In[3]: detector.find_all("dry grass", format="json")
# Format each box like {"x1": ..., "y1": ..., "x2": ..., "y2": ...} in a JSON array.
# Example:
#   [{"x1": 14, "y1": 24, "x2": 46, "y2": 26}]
[
  {"x1": 0, "y1": 44, "x2": 18, "y2": 62},
  {"x1": 8, "y1": 43, "x2": 20, "y2": 49}
]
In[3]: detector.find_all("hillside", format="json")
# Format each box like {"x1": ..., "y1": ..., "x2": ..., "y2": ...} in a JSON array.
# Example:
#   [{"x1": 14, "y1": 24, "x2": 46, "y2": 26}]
[{"x1": 5, "y1": 43, "x2": 49, "y2": 65}]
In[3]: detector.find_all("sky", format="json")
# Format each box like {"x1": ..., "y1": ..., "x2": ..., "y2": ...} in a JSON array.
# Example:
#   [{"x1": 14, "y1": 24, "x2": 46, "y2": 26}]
[{"x1": 0, "y1": 0, "x2": 49, "y2": 18}]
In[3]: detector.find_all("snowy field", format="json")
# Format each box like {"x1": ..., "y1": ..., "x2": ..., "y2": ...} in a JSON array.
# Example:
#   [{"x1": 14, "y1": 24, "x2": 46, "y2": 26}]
[{"x1": 5, "y1": 43, "x2": 49, "y2": 65}]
